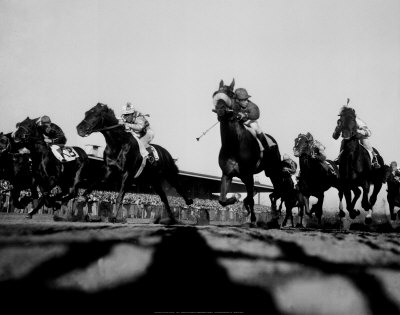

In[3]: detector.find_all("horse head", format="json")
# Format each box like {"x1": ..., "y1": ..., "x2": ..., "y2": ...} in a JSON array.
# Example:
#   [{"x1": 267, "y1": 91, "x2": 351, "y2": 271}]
[
  {"x1": 293, "y1": 132, "x2": 313, "y2": 157},
  {"x1": 333, "y1": 105, "x2": 357, "y2": 140},
  {"x1": 13, "y1": 117, "x2": 40, "y2": 145},
  {"x1": 212, "y1": 79, "x2": 238, "y2": 122},
  {"x1": 77, "y1": 103, "x2": 119, "y2": 137}
]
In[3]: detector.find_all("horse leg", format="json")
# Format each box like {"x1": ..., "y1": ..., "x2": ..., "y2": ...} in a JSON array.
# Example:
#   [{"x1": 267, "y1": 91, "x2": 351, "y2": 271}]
[
  {"x1": 388, "y1": 198, "x2": 396, "y2": 221},
  {"x1": 241, "y1": 175, "x2": 256, "y2": 226},
  {"x1": 360, "y1": 183, "x2": 373, "y2": 225},
  {"x1": 165, "y1": 171, "x2": 193, "y2": 206},
  {"x1": 219, "y1": 174, "x2": 238, "y2": 207},
  {"x1": 109, "y1": 172, "x2": 129, "y2": 223},
  {"x1": 313, "y1": 194, "x2": 324, "y2": 226},
  {"x1": 338, "y1": 189, "x2": 345, "y2": 218},
  {"x1": 26, "y1": 195, "x2": 46, "y2": 219},
  {"x1": 151, "y1": 180, "x2": 176, "y2": 225},
  {"x1": 346, "y1": 187, "x2": 361, "y2": 219}
]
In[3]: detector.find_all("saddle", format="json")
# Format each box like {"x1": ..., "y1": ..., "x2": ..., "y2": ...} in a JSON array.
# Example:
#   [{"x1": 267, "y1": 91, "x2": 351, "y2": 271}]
[{"x1": 50, "y1": 145, "x2": 79, "y2": 162}]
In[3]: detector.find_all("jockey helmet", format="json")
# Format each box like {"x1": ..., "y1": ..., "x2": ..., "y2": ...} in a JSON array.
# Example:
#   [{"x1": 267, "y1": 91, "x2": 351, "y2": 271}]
[
  {"x1": 235, "y1": 88, "x2": 251, "y2": 100},
  {"x1": 122, "y1": 102, "x2": 136, "y2": 115},
  {"x1": 38, "y1": 115, "x2": 51, "y2": 126}
]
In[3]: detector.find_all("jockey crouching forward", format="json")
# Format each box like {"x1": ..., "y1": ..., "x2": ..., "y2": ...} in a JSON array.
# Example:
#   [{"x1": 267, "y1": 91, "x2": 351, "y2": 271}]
[
  {"x1": 334, "y1": 107, "x2": 380, "y2": 169},
  {"x1": 36, "y1": 115, "x2": 67, "y2": 162},
  {"x1": 234, "y1": 88, "x2": 276, "y2": 151},
  {"x1": 119, "y1": 102, "x2": 158, "y2": 164},
  {"x1": 308, "y1": 133, "x2": 336, "y2": 176}
]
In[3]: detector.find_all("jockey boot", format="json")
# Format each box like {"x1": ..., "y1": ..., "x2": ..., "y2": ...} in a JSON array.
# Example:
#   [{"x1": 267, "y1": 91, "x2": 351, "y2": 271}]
[
  {"x1": 146, "y1": 147, "x2": 157, "y2": 166},
  {"x1": 256, "y1": 133, "x2": 273, "y2": 151}
]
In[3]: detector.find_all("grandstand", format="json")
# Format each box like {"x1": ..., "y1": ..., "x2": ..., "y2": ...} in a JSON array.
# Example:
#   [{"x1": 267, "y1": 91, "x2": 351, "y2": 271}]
[{"x1": 84, "y1": 145, "x2": 273, "y2": 203}]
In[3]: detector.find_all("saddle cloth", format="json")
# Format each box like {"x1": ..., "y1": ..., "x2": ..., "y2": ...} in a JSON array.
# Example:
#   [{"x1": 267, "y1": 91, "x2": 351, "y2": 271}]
[
  {"x1": 50, "y1": 145, "x2": 79, "y2": 162},
  {"x1": 131, "y1": 134, "x2": 159, "y2": 178}
]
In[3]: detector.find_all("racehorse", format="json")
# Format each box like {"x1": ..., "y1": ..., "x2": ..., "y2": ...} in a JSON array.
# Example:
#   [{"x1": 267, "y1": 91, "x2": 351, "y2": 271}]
[
  {"x1": 12, "y1": 118, "x2": 89, "y2": 218},
  {"x1": 212, "y1": 79, "x2": 283, "y2": 227},
  {"x1": 293, "y1": 133, "x2": 344, "y2": 226},
  {"x1": 76, "y1": 103, "x2": 193, "y2": 224},
  {"x1": 279, "y1": 175, "x2": 307, "y2": 228},
  {"x1": 332, "y1": 106, "x2": 385, "y2": 224},
  {"x1": 383, "y1": 165, "x2": 400, "y2": 221},
  {"x1": 0, "y1": 132, "x2": 38, "y2": 211}
]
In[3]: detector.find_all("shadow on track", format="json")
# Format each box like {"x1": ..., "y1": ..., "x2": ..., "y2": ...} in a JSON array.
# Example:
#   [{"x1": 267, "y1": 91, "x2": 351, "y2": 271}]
[{"x1": 0, "y1": 226, "x2": 279, "y2": 315}]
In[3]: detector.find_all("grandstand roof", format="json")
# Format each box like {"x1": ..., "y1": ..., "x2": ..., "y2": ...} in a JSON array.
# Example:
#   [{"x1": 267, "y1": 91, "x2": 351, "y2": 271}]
[{"x1": 87, "y1": 156, "x2": 274, "y2": 194}]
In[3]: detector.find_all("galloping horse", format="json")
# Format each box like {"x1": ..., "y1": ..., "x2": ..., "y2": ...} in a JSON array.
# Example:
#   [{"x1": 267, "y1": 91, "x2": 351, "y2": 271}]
[
  {"x1": 293, "y1": 133, "x2": 343, "y2": 225},
  {"x1": 332, "y1": 106, "x2": 385, "y2": 224},
  {"x1": 0, "y1": 132, "x2": 38, "y2": 210},
  {"x1": 384, "y1": 165, "x2": 400, "y2": 221},
  {"x1": 76, "y1": 103, "x2": 193, "y2": 224},
  {"x1": 212, "y1": 79, "x2": 283, "y2": 227},
  {"x1": 13, "y1": 118, "x2": 88, "y2": 218}
]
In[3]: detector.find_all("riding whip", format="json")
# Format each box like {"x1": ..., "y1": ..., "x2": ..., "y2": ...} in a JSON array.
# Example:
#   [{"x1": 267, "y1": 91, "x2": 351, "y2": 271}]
[{"x1": 196, "y1": 121, "x2": 219, "y2": 141}]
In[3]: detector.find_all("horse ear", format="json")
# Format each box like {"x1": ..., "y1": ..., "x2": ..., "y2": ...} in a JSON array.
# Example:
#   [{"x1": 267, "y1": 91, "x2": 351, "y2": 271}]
[
  {"x1": 219, "y1": 80, "x2": 224, "y2": 88},
  {"x1": 229, "y1": 78, "x2": 235, "y2": 90}
]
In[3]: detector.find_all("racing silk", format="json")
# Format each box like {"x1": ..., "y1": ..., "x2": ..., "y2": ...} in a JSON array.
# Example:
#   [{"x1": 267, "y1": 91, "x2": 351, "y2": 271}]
[
  {"x1": 355, "y1": 117, "x2": 372, "y2": 138},
  {"x1": 310, "y1": 139, "x2": 327, "y2": 162},
  {"x1": 40, "y1": 123, "x2": 67, "y2": 145},
  {"x1": 121, "y1": 113, "x2": 149, "y2": 138},
  {"x1": 388, "y1": 169, "x2": 400, "y2": 184},
  {"x1": 238, "y1": 101, "x2": 260, "y2": 122},
  {"x1": 282, "y1": 158, "x2": 297, "y2": 175}
]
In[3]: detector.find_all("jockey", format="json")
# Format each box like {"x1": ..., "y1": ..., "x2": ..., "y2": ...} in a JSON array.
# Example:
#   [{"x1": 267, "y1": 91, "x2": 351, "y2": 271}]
[
  {"x1": 234, "y1": 88, "x2": 276, "y2": 151},
  {"x1": 36, "y1": 115, "x2": 67, "y2": 162},
  {"x1": 388, "y1": 161, "x2": 400, "y2": 183},
  {"x1": 282, "y1": 153, "x2": 297, "y2": 176},
  {"x1": 118, "y1": 102, "x2": 157, "y2": 164},
  {"x1": 334, "y1": 105, "x2": 380, "y2": 168},
  {"x1": 307, "y1": 133, "x2": 336, "y2": 176}
]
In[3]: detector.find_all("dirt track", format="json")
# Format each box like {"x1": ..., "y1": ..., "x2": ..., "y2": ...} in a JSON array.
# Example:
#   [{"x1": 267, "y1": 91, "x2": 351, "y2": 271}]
[{"x1": 1, "y1": 213, "x2": 400, "y2": 315}]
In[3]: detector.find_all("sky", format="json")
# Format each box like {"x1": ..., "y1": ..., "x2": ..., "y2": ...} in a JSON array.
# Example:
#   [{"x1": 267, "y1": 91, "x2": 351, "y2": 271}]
[{"x1": 1, "y1": 0, "x2": 400, "y2": 201}]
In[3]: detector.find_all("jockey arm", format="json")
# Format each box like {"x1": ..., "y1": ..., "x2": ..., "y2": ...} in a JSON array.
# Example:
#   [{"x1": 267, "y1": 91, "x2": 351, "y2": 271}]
[
  {"x1": 355, "y1": 117, "x2": 372, "y2": 138},
  {"x1": 283, "y1": 159, "x2": 297, "y2": 175},
  {"x1": 311, "y1": 140, "x2": 327, "y2": 161},
  {"x1": 45, "y1": 124, "x2": 67, "y2": 145},
  {"x1": 122, "y1": 115, "x2": 149, "y2": 133},
  {"x1": 238, "y1": 102, "x2": 260, "y2": 122}
]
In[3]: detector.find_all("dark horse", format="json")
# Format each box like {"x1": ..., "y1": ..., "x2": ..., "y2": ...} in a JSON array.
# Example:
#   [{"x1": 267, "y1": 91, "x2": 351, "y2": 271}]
[
  {"x1": 13, "y1": 118, "x2": 89, "y2": 218},
  {"x1": 384, "y1": 165, "x2": 400, "y2": 221},
  {"x1": 76, "y1": 103, "x2": 193, "y2": 224},
  {"x1": 293, "y1": 133, "x2": 343, "y2": 226},
  {"x1": 212, "y1": 79, "x2": 283, "y2": 227},
  {"x1": 332, "y1": 106, "x2": 385, "y2": 224},
  {"x1": 0, "y1": 132, "x2": 38, "y2": 211}
]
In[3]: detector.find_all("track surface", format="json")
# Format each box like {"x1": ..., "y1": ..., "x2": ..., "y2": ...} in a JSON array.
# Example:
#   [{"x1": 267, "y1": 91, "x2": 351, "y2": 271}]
[{"x1": 1, "y1": 213, "x2": 400, "y2": 315}]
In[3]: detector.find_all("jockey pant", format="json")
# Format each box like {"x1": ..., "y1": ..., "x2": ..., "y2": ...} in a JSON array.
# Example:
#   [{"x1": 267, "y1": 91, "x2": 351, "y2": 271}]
[
  {"x1": 140, "y1": 128, "x2": 155, "y2": 148},
  {"x1": 245, "y1": 120, "x2": 276, "y2": 147}
]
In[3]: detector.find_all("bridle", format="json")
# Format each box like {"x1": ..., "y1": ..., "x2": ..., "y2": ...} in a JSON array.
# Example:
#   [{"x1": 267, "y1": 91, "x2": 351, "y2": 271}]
[{"x1": 81, "y1": 112, "x2": 121, "y2": 136}]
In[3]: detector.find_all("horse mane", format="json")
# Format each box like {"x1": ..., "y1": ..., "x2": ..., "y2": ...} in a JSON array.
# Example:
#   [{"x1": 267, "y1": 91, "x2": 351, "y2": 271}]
[{"x1": 339, "y1": 106, "x2": 356, "y2": 118}]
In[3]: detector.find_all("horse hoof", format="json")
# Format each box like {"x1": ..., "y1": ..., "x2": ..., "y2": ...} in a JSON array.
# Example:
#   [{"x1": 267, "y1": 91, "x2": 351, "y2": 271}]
[
  {"x1": 365, "y1": 216, "x2": 372, "y2": 225},
  {"x1": 267, "y1": 219, "x2": 280, "y2": 229},
  {"x1": 296, "y1": 223, "x2": 304, "y2": 228},
  {"x1": 108, "y1": 217, "x2": 117, "y2": 223},
  {"x1": 339, "y1": 210, "x2": 346, "y2": 218},
  {"x1": 25, "y1": 214, "x2": 33, "y2": 219}
]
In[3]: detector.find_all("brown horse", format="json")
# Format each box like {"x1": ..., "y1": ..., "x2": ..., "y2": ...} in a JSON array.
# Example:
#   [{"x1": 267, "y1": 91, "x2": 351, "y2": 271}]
[
  {"x1": 212, "y1": 79, "x2": 283, "y2": 227},
  {"x1": 332, "y1": 106, "x2": 385, "y2": 224},
  {"x1": 293, "y1": 132, "x2": 344, "y2": 226},
  {"x1": 76, "y1": 103, "x2": 193, "y2": 224}
]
